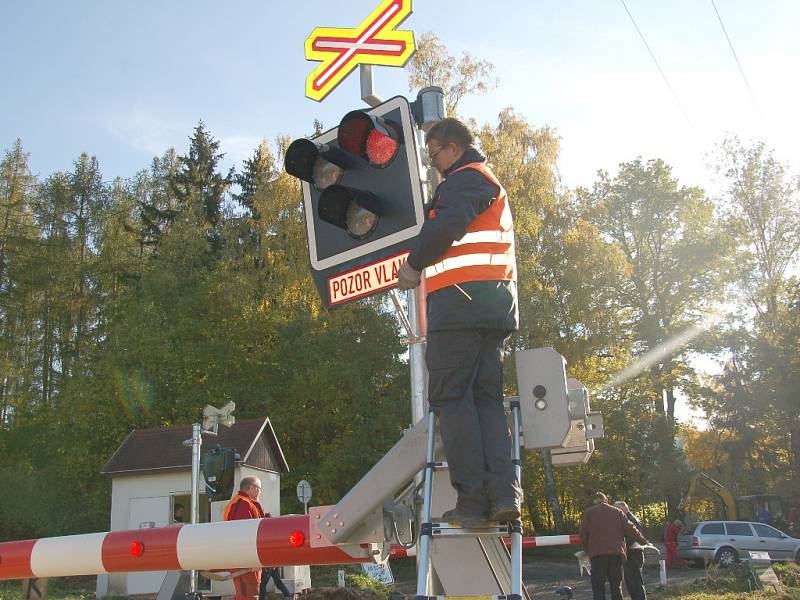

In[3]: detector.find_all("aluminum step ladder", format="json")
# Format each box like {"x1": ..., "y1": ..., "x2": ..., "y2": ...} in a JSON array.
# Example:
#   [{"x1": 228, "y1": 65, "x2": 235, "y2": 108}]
[{"x1": 415, "y1": 399, "x2": 525, "y2": 600}]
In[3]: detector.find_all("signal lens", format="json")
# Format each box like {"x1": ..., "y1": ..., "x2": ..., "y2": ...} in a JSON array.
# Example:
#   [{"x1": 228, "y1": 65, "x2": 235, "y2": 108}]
[
  {"x1": 285, "y1": 139, "x2": 352, "y2": 185},
  {"x1": 365, "y1": 130, "x2": 399, "y2": 167},
  {"x1": 129, "y1": 540, "x2": 145, "y2": 557},
  {"x1": 288, "y1": 530, "x2": 305, "y2": 547},
  {"x1": 312, "y1": 157, "x2": 343, "y2": 190},
  {"x1": 338, "y1": 112, "x2": 371, "y2": 156},
  {"x1": 346, "y1": 202, "x2": 379, "y2": 239}
]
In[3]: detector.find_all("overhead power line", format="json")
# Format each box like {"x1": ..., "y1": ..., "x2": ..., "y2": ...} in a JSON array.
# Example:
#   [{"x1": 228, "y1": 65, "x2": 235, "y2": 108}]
[
  {"x1": 710, "y1": 0, "x2": 762, "y2": 118},
  {"x1": 618, "y1": 0, "x2": 694, "y2": 129}
]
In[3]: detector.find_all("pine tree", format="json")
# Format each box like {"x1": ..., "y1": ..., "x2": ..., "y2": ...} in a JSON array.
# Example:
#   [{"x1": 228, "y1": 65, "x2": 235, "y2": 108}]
[{"x1": 170, "y1": 122, "x2": 233, "y2": 251}]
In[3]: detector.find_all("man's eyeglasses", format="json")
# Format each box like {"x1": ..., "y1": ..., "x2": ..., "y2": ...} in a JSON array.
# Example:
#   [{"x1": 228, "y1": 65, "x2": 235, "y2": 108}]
[{"x1": 428, "y1": 146, "x2": 445, "y2": 160}]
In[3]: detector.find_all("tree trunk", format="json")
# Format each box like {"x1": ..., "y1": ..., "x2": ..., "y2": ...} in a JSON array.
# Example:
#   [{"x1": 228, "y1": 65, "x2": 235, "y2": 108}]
[
  {"x1": 665, "y1": 386, "x2": 677, "y2": 422},
  {"x1": 541, "y1": 449, "x2": 565, "y2": 532}
]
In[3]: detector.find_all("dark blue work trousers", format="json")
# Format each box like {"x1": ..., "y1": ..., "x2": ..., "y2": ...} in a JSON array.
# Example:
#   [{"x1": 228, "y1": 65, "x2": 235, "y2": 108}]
[
  {"x1": 590, "y1": 554, "x2": 624, "y2": 600},
  {"x1": 259, "y1": 567, "x2": 291, "y2": 599},
  {"x1": 623, "y1": 549, "x2": 646, "y2": 600},
  {"x1": 425, "y1": 328, "x2": 518, "y2": 515}
]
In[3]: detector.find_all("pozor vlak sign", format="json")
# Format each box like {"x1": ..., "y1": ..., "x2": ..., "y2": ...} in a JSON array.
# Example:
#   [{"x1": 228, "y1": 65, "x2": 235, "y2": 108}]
[
  {"x1": 285, "y1": 95, "x2": 425, "y2": 308},
  {"x1": 327, "y1": 251, "x2": 409, "y2": 305}
]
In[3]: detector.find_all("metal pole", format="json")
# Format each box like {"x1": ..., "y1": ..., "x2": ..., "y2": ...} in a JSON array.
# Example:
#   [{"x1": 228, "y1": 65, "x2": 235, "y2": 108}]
[
  {"x1": 409, "y1": 89, "x2": 445, "y2": 597},
  {"x1": 511, "y1": 403, "x2": 523, "y2": 596},
  {"x1": 360, "y1": 65, "x2": 383, "y2": 108},
  {"x1": 408, "y1": 286, "x2": 427, "y2": 423},
  {"x1": 415, "y1": 410, "x2": 437, "y2": 595},
  {"x1": 189, "y1": 422, "x2": 202, "y2": 595}
]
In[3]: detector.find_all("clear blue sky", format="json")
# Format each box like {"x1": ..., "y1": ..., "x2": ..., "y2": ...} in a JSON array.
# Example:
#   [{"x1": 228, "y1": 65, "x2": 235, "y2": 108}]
[
  {"x1": 3, "y1": 0, "x2": 796, "y2": 425},
  {"x1": 2, "y1": 0, "x2": 798, "y2": 193}
]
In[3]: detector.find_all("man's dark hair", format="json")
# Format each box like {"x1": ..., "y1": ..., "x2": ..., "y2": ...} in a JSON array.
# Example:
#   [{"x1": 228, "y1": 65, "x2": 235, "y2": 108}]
[
  {"x1": 425, "y1": 117, "x2": 474, "y2": 149},
  {"x1": 594, "y1": 491, "x2": 608, "y2": 503}
]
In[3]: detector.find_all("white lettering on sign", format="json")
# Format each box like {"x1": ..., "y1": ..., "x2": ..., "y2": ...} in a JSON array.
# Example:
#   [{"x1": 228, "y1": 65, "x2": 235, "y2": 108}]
[{"x1": 328, "y1": 251, "x2": 410, "y2": 305}]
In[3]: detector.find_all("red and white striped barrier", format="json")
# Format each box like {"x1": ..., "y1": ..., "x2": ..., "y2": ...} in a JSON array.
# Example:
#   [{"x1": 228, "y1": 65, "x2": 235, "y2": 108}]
[
  {"x1": 516, "y1": 534, "x2": 582, "y2": 549},
  {"x1": 0, "y1": 515, "x2": 371, "y2": 581},
  {"x1": 389, "y1": 534, "x2": 582, "y2": 558},
  {"x1": 0, "y1": 515, "x2": 583, "y2": 582}
]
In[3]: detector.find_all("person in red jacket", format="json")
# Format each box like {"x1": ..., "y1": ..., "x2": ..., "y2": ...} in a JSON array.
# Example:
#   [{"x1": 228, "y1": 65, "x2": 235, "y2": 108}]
[
  {"x1": 223, "y1": 477, "x2": 265, "y2": 600},
  {"x1": 663, "y1": 518, "x2": 687, "y2": 569}
]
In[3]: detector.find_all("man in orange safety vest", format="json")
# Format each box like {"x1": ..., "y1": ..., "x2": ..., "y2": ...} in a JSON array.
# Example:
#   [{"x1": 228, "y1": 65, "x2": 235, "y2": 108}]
[
  {"x1": 397, "y1": 117, "x2": 522, "y2": 526},
  {"x1": 223, "y1": 476, "x2": 265, "y2": 600}
]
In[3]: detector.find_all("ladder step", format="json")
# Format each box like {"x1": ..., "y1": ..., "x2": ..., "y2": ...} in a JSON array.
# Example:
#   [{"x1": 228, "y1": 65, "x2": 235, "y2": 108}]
[
  {"x1": 416, "y1": 595, "x2": 523, "y2": 600},
  {"x1": 425, "y1": 460, "x2": 448, "y2": 470},
  {"x1": 422, "y1": 521, "x2": 511, "y2": 536},
  {"x1": 432, "y1": 526, "x2": 508, "y2": 537}
]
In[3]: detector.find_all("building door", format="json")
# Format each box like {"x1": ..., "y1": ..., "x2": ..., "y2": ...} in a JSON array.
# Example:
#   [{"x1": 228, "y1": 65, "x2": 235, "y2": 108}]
[{"x1": 127, "y1": 496, "x2": 169, "y2": 595}]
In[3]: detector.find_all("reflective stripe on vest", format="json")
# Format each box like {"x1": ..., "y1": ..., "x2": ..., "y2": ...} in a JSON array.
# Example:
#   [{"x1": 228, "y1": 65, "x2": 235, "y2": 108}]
[
  {"x1": 425, "y1": 251, "x2": 516, "y2": 277},
  {"x1": 223, "y1": 493, "x2": 263, "y2": 521},
  {"x1": 424, "y1": 162, "x2": 515, "y2": 293},
  {"x1": 450, "y1": 230, "x2": 515, "y2": 246}
]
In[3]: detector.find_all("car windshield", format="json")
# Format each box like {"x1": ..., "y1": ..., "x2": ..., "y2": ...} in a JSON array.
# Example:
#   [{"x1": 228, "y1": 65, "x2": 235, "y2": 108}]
[{"x1": 753, "y1": 523, "x2": 784, "y2": 538}]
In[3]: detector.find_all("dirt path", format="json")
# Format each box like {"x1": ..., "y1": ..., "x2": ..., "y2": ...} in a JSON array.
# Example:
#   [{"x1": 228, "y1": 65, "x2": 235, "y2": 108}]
[
  {"x1": 524, "y1": 557, "x2": 702, "y2": 600},
  {"x1": 392, "y1": 555, "x2": 702, "y2": 599}
]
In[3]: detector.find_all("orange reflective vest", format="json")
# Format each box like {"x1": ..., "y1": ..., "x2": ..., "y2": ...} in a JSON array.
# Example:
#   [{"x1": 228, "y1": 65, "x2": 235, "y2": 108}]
[
  {"x1": 424, "y1": 162, "x2": 516, "y2": 294},
  {"x1": 223, "y1": 492, "x2": 264, "y2": 521}
]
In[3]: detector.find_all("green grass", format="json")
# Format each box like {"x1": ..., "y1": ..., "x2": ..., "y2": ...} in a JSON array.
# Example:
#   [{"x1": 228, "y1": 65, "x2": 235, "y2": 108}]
[
  {"x1": 646, "y1": 561, "x2": 800, "y2": 600},
  {"x1": 0, "y1": 576, "x2": 121, "y2": 600}
]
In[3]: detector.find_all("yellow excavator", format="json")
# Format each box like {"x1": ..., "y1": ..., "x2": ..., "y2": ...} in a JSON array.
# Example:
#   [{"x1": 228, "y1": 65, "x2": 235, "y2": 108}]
[{"x1": 678, "y1": 471, "x2": 785, "y2": 522}]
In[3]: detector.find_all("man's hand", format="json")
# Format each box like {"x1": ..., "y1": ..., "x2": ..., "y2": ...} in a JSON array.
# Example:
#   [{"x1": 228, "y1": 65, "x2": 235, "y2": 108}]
[{"x1": 396, "y1": 260, "x2": 421, "y2": 290}]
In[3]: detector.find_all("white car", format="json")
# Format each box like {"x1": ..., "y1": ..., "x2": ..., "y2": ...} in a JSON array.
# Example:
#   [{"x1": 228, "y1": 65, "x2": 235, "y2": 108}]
[{"x1": 677, "y1": 520, "x2": 800, "y2": 567}]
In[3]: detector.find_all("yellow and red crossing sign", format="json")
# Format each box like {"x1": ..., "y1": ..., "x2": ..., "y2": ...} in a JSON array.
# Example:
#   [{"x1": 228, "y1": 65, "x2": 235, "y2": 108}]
[{"x1": 304, "y1": 0, "x2": 416, "y2": 102}]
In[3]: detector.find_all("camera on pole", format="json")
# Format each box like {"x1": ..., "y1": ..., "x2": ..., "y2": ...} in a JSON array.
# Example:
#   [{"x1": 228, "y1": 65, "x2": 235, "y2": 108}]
[{"x1": 284, "y1": 95, "x2": 425, "y2": 307}]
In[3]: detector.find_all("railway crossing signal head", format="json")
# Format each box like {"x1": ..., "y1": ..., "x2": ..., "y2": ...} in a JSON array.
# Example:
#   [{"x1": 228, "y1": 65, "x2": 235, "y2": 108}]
[{"x1": 284, "y1": 96, "x2": 425, "y2": 307}]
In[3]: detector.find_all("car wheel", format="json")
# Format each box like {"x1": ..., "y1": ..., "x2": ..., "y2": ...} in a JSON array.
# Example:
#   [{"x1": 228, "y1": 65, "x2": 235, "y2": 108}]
[{"x1": 716, "y1": 547, "x2": 738, "y2": 568}]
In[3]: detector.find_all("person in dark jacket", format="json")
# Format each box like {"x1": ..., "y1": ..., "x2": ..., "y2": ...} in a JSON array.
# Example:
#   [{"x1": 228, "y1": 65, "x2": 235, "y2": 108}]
[
  {"x1": 397, "y1": 117, "x2": 521, "y2": 525},
  {"x1": 614, "y1": 500, "x2": 647, "y2": 600},
  {"x1": 580, "y1": 493, "x2": 650, "y2": 600}
]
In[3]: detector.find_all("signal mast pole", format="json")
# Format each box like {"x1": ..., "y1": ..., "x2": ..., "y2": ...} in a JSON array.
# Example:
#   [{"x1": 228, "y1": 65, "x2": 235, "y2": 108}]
[
  {"x1": 361, "y1": 64, "x2": 446, "y2": 592},
  {"x1": 360, "y1": 66, "x2": 445, "y2": 422}
]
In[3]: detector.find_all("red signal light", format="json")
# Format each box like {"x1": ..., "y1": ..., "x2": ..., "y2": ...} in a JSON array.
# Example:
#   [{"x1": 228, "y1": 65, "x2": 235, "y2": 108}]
[
  {"x1": 288, "y1": 530, "x2": 305, "y2": 548},
  {"x1": 129, "y1": 540, "x2": 145, "y2": 557},
  {"x1": 338, "y1": 113, "x2": 370, "y2": 157},
  {"x1": 365, "y1": 130, "x2": 399, "y2": 168},
  {"x1": 338, "y1": 110, "x2": 402, "y2": 168}
]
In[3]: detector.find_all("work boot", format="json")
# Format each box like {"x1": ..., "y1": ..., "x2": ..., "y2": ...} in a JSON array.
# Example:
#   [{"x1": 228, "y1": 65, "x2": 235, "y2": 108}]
[
  {"x1": 489, "y1": 500, "x2": 521, "y2": 522},
  {"x1": 439, "y1": 508, "x2": 488, "y2": 528}
]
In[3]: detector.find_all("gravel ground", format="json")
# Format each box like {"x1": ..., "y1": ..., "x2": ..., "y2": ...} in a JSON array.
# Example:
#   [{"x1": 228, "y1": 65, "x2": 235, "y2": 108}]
[
  {"x1": 524, "y1": 555, "x2": 701, "y2": 599},
  {"x1": 391, "y1": 547, "x2": 704, "y2": 600}
]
